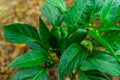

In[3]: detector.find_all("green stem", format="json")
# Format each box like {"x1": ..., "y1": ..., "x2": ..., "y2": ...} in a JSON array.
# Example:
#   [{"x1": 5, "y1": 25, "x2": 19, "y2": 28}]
[{"x1": 72, "y1": 73, "x2": 77, "y2": 80}]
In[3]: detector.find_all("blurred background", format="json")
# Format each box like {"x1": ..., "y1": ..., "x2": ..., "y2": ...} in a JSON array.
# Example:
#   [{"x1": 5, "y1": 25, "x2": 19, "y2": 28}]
[{"x1": 0, "y1": 0, "x2": 119, "y2": 80}]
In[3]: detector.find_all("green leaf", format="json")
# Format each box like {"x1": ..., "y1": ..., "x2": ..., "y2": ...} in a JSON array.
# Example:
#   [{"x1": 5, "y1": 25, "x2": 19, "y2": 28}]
[
  {"x1": 88, "y1": 29, "x2": 115, "y2": 56},
  {"x1": 80, "y1": 71, "x2": 90, "y2": 80},
  {"x1": 118, "y1": 6, "x2": 120, "y2": 19},
  {"x1": 99, "y1": 24, "x2": 120, "y2": 32},
  {"x1": 102, "y1": 30, "x2": 120, "y2": 50},
  {"x1": 102, "y1": 30, "x2": 120, "y2": 62},
  {"x1": 98, "y1": 24, "x2": 120, "y2": 52},
  {"x1": 90, "y1": 0, "x2": 104, "y2": 20},
  {"x1": 40, "y1": 3, "x2": 64, "y2": 26},
  {"x1": 115, "y1": 50, "x2": 120, "y2": 61},
  {"x1": 45, "y1": 0, "x2": 67, "y2": 12},
  {"x1": 71, "y1": 74, "x2": 77, "y2": 80},
  {"x1": 9, "y1": 50, "x2": 48, "y2": 68},
  {"x1": 2, "y1": 23, "x2": 40, "y2": 43},
  {"x1": 39, "y1": 17, "x2": 50, "y2": 47},
  {"x1": 80, "y1": 50, "x2": 120, "y2": 76},
  {"x1": 2, "y1": 23, "x2": 48, "y2": 49},
  {"x1": 80, "y1": 70, "x2": 109, "y2": 80},
  {"x1": 67, "y1": 28, "x2": 87, "y2": 46},
  {"x1": 101, "y1": 26, "x2": 120, "y2": 50},
  {"x1": 26, "y1": 41, "x2": 43, "y2": 50},
  {"x1": 12, "y1": 67, "x2": 47, "y2": 80},
  {"x1": 58, "y1": 43, "x2": 88, "y2": 79},
  {"x1": 64, "y1": 0, "x2": 95, "y2": 33},
  {"x1": 100, "y1": 0, "x2": 120, "y2": 23}
]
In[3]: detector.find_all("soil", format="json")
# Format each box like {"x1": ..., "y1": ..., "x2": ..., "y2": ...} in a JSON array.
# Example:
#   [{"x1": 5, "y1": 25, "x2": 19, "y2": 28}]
[{"x1": 0, "y1": 0, "x2": 119, "y2": 80}]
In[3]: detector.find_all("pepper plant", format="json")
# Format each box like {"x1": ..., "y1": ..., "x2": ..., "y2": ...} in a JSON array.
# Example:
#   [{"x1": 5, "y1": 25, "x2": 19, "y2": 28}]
[{"x1": 2, "y1": 0, "x2": 120, "y2": 80}]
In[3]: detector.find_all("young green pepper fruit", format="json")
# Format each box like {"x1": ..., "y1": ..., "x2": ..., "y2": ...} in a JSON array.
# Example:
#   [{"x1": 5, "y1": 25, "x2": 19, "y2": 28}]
[
  {"x1": 45, "y1": 58, "x2": 55, "y2": 68},
  {"x1": 60, "y1": 27, "x2": 68, "y2": 39},
  {"x1": 49, "y1": 26, "x2": 68, "y2": 49},
  {"x1": 50, "y1": 26, "x2": 68, "y2": 40},
  {"x1": 51, "y1": 27, "x2": 61, "y2": 42}
]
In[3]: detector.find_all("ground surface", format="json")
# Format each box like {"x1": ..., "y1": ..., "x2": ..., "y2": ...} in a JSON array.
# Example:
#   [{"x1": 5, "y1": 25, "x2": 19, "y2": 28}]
[{"x1": 0, "y1": 0, "x2": 119, "y2": 80}]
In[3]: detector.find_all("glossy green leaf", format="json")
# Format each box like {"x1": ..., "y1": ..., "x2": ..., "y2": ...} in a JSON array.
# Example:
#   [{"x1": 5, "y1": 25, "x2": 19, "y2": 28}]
[
  {"x1": 40, "y1": 3, "x2": 64, "y2": 26},
  {"x1": 12, "y1": 67, "x2": 47, "y2": 80},
  {"x1": 9, "y1": 50, "x2": 48, "y2": 68},
  {"x1": 80, "y1": 50, "x2": 120, "y2": 76},
  {"x1": 2, "y1": 23, "x2": 40, "y2": 43},
  {"x1": 115, "y1": 50, "x2": 120, "y2": 61},
  {"x1": 26, "y1": 41, "x2": 43, "y2": 50},
  {"x1": 80, "y1": 71, "x2": 90, "y2": 80},
  {"x1": 39, "y1": 17, "x2": 50, "y2": 47},
  {"x1": 102, "y1": 30, "x2": 120, "y2": 50},
  {"x1": 58, "y1": 43, "x2": 88, "y2": 79},
  {"x1": 88, "y1": 29, "x2": 115, "y2": 56},
  {"x1": 67, "y1": 28, "x2": 87, "y2": 46},
  {"x1": 100, "y1": 0, "x2": 120, "y2": 23},
  {"x1": 45, "y1": 0, "x2": 67, "y2": 11},
  {"x1": 99, "y1": 24, "x2": 120, "y2": 32},
  {"x1": 98, "y1": 25, "x2": 120, "y2": 53},
  {"x1": 90, "y1": 0, "x2": 104, "y2": 20},
  {"x1": 64, "y1": 0, "x2": 95, "y2": 33},
  {"x1": 2, "y1": 23, "x2": 48, "y2": 49},
  {"x1": 80, "y1": 70, "x2": 109, "y2": 80}
]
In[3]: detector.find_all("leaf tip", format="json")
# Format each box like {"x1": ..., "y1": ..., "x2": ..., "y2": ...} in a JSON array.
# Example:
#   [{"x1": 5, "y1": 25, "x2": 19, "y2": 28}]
[{"x1": 8, "y1": 63, "x2": 13, "y2": 67}]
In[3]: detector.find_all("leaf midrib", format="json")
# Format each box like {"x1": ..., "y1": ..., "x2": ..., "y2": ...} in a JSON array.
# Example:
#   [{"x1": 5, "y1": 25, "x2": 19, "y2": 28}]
[
  {"x1": 32, "y1": 69, "x2": 44, "y2": 80},
  {"x1": 60, "y1": 48, "x2": 80, "y2": 76},
  {"x1": 74, "y1": 0, "x2": 89, "y2": 26},
  {"x1": 10, "y1": 55, "x2": 46, "y2": 66},
  {"x1": 45, "y1": 0, "x2": 65, "y2": 11},
  {"x1": 89, "y1": 57, "x2": 117, "y2": 68},
  {"x1": 6, "y1": 28, "x2": 40, "y2": 42},
  {"x1": 101, "y1": 0, "x2": 113, "y2": 21},
  {"x1": 7, "y1": 28, "x2": 48, "y2": 49}
]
